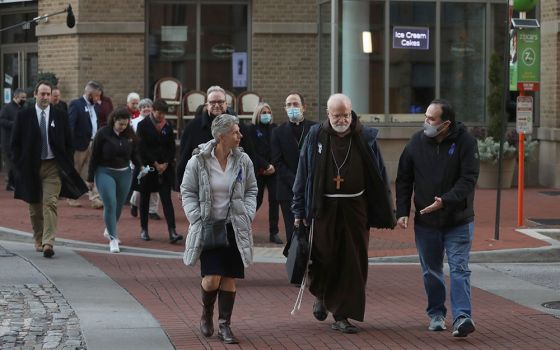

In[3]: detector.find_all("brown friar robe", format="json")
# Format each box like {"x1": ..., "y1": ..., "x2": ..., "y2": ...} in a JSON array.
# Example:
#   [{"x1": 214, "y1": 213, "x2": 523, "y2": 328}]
[{"x1": 309, "y1": 125, "x2": 370, "y2": 322}]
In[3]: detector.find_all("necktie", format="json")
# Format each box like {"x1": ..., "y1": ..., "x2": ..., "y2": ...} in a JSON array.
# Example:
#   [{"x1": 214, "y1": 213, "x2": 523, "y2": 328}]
[{"x1": 40, "y1": 110, "x2": 48, "y2": 159}]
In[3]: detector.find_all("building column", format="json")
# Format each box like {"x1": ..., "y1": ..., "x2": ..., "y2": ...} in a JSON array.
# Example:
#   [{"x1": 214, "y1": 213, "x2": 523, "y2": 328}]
[
  {"x1": 341, "y1": 2, "x2": 370, "y2": 114},
  {"x1": 538, "y1": 0, "x2": 560, "y2": 188}
]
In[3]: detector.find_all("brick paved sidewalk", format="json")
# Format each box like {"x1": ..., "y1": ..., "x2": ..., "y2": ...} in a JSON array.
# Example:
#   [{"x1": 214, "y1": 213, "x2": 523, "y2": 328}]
[
  {"x1": 1, "y1": 170, "x2": 558, "y2": 257},
  {"x1": 80, "y1": 252, "x2": 560, "y2": 350}
]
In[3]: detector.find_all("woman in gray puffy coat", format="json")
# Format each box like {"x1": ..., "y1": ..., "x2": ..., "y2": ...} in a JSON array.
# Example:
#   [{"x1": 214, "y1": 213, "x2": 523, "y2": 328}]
[{"x1": 180, "y1": 114, "x2": 257, "y2": 344}]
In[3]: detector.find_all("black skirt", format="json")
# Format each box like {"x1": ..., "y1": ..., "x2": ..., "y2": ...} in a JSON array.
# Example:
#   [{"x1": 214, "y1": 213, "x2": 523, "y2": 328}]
[{"x1": 200, "y1": 223, "x2": 245, "y2": 278}]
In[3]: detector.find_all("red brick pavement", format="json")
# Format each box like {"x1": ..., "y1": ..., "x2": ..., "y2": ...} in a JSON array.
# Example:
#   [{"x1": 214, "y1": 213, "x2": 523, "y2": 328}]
[
  {"x1": 1, "y1": 170, "x2": 558, "y2": 256},
  {"x1": 80, "y1": 251, "x2": 560, "y2": 349}
]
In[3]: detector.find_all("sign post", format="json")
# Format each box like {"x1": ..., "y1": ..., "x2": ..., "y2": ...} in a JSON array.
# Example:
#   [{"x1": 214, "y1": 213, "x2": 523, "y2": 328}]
[{"x1": 511, "y1": 14, "x2": 540, "y2": 227}]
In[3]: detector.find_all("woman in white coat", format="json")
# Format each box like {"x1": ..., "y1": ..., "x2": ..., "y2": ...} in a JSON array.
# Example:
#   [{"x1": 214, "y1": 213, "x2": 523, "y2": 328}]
[{"x1": 181, "y1": 114, "x2": 257, "y2": 344}]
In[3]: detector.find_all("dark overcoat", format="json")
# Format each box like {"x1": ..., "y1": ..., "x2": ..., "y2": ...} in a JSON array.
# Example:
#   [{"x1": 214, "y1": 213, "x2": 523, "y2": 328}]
[
  {"x1": 270, "y1": 119, "x2": 316, "y2": 201},
  {"x1": 136, "y1": 116, "x2": 176, "y2": 192},
  {"x1": 10, "y1": 106, "x2": 87, "y2": 203}
]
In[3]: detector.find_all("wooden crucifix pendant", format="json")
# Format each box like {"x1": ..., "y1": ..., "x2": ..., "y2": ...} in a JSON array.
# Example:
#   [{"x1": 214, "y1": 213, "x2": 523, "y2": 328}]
[{"x1": 333, "y1": 174, "x2": 344, "y2": 190}]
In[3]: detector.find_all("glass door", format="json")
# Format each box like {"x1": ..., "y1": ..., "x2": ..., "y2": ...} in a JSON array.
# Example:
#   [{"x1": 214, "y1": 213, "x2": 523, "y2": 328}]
[{"x1": 1, "y1": 44, "x2": 37, "y2": 105}]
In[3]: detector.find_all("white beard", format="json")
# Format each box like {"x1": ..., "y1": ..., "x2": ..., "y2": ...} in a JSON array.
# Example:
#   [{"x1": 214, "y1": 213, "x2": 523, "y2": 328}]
[{"x1": 331, "y1": 123, "x2": 350, "y2": 133}]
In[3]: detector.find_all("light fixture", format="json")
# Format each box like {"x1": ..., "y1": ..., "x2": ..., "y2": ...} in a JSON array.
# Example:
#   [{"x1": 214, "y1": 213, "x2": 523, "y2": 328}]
[{"x1": 362, "y1": 31, "x2": 372, "y2": 53}]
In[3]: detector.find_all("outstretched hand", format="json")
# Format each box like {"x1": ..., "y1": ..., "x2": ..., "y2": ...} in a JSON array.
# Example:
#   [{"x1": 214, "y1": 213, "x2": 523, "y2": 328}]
[{"x1": 420, "y1": 196, "x2": 443, "y2": 215}]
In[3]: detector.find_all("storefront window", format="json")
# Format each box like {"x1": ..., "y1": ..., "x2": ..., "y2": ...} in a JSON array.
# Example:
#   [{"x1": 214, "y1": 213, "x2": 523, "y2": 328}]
[
  {"x1": 200, "y1": 4, "x2": 248, "y2": 94},
  {"x1": 148, "y1": 3, "x2": 197, "y2": 94},
  {"x1": 147, "y1": 1, "x2": 248, "y2": 95},
  {"x1": 389, "y1": 2, "x2": 435, "y2": 115},
  {"x1": 441, "y1": 3, "x2": 485, "y2": 123}
]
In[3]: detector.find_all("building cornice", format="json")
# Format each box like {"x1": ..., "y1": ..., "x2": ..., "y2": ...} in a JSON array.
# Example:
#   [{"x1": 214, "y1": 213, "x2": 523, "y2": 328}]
[{"x1": 36, "y1": 22, "x2": 144, "y2": 36}]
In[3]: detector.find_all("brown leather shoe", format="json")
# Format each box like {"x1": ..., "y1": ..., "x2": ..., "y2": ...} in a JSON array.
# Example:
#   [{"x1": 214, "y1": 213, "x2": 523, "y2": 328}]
[
  {"x1": 331, "y1": 319, "x2": 359, "y2": 334},
  {"x1": 35, "y1": 242, "x2": 43, "y2": 252},
  {"x1": 43, "y1": 244, "x2": 55, "y2": 258}
]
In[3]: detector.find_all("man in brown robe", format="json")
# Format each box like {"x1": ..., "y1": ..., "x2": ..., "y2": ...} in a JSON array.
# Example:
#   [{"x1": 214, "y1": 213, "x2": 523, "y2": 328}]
[{"x1": 292, "y1": 93, "x2": 395, "y2": 333}]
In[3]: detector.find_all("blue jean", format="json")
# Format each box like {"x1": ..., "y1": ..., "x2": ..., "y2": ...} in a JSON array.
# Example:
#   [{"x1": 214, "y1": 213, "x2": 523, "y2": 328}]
[
  {"x1": 414, "y1": 222, "x2": 474, "y2": 323},
  {"x1": 95, "y1": 166, "x2": 132, "y2": 239}
]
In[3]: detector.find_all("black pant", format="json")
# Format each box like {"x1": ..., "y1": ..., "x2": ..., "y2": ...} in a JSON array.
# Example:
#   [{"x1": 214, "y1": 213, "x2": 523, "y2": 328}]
[
  {"x1": 279, "y1": 200, "x2": 295, "y2": 249},
  {"x1": 256, "y1": 174, "x2": 279, "y2": 235},
  {"x1": 140, "y1": 184, "x2": 175, "y2": 230}
]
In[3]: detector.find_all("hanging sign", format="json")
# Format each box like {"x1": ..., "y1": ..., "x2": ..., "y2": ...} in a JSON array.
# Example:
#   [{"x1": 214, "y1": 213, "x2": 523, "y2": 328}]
[
  {"x1": 392, "y1": 27, "x2": 429, "y2": 50},
  {"x1": 516, "y1": 28, "x2": 540, "y2": 91}
]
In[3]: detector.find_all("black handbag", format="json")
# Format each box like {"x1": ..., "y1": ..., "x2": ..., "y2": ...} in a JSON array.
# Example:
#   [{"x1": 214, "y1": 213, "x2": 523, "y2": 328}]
[
  {"x1": 285, "y1": 224, "x2": 310, "y2": 284},
  {"x1": 200, "y1": 186, "x2": 234, "y2": 251},
  {"x1": 201, "y1": 219, "x2": 229, "y2": 250}
]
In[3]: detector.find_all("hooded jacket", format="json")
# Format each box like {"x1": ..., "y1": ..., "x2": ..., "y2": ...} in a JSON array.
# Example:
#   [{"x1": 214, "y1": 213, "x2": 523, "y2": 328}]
[
  {"x1": 395, "y1": 122, "x2": 480, "y2": 228},
  {"x1": 292, "y1": 112, "x2": 396, "y2": 229},
  {"x1": 181, "y1": 140, "x2": 257, "y2": 267}
]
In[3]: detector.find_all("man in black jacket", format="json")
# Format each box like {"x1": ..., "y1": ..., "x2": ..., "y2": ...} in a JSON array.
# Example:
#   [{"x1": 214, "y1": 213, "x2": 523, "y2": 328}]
[
  {"x1": 176, "y1": 85, "x2": 255, "y2": 185},
  {"x1": 396, "y1": 99, "x2": 479, "y2": 338},
  {"x1": 0, "y1": 88, "x2": 26, "y2": 190}
]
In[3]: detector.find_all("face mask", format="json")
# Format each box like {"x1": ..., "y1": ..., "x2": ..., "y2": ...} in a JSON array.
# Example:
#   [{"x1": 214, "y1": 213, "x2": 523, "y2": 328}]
[
  {"x1": 286, "y1": 107, "x2": 302, "y2": 122},
  {"x1": 423, "y1": 121, "x2": 447, "y2": 138},
  {"x1": 260, "y1": 114, "x2": 272, "y2": 124},
  {"x1": 331, "y1": 123, "x2": 350, "y2": 133},
  {"x1": 18, "y1": 100, "x2": 25, "y2": 107}
]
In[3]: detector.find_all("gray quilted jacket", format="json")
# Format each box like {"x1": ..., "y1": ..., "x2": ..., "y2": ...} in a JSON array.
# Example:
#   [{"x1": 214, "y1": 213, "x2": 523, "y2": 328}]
[{"x1": 180, "y1": 140, "x2": 257, "y2": 267}]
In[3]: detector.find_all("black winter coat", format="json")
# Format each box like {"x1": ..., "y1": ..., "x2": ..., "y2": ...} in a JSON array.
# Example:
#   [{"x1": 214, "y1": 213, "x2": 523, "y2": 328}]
[
  {"x1": 0, "y1": 100, "x2": 21, "y2": 152},
  {"x1": 10, "y1": 106, "x2": 87, "y2": 203},
  {"x1": 395, "y1": 122, "x2": 480, "y2": 228},
  {"x1": 136, "y1": 116, "x2": 176, "y2": 192}
]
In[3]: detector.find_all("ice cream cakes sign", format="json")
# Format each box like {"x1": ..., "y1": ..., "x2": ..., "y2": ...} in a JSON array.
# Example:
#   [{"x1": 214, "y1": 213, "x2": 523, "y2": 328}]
[{"x1": 392, "y1": 27, "x2": 429, "y2": 50}]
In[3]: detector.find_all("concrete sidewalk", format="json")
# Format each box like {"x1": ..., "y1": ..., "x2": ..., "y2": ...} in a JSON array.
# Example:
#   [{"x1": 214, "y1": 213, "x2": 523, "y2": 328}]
[{"x1": 0, "y1": 240, "x2": 173, "y2": 350}]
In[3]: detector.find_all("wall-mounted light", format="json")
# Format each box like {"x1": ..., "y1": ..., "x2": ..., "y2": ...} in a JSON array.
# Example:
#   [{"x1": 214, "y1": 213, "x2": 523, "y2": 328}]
[{"x1": 362, "y1": 31, "x2": 372, "y2": 53}]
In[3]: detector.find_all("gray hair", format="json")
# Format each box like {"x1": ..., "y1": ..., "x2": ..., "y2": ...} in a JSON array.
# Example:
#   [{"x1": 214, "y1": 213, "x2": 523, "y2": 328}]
[
  {"x1": 84, "y1": 80, "x2": 102, "y2": 94},
  {"x1": 207, "y1": 85, "x2": 226, "y2": 98},
  {"x1": 138, "y1": 98, "x2": 153, "y2": 109},
  {"x1": 127, "y1": 92, "x2": 140, "y2": 103},
  {"x1": 211, "y1": 114, "x2": 239, "y2": 142},
  {"x1": 327, "y1": 93, "x2": 352, "y2": 111}
]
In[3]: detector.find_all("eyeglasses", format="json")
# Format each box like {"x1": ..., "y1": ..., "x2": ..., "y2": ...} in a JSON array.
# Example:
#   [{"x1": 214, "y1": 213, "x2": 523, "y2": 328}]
[
  {"x1": 208, "y1": 100, "x2": 226, "y2": 105},
  {"x1": 329, "y1": 113, "x2": 351, "y2": 120}
]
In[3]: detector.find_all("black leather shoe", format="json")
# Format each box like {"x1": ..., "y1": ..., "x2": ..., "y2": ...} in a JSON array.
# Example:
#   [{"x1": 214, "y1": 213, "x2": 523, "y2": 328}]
[
  {"x1": 149, "y1": 213, "x2": 161, "y2": 220},
  {"x1": 130, "y1": 205, "x2": 138, "y2": 217},
  {"x1": 313, "y1": 298, "x2": 328, "y2": 321},
  {"x1": 331, "y1": 319, "x2": 358, "y2": 334},
  {"x1": 140, "y1": 229, "x2": 151, "y2": 241},
  {"x1": 269, "y1": 233, "x2": 283, "y2": 244},
  {"x1": 168, "y1": 228, "x2": 183, "y2": 244}
]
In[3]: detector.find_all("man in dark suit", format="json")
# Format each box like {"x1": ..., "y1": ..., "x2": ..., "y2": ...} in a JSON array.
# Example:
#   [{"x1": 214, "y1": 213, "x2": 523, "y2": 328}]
[
  {"x1": 176, "y1": 85, "x2": 255, "y2": 185},
  {"x1": 0, "y1": 88, "x2": 26, "y2": 191},
  {"x1": 10, "y1": 80, "x2": 87, "y2": 258},
  {"x1": 50, "y1": 87, "x2": 68, "y2": 113},
  {"x1": 271, "y1": 92, "x2": 316, "y2": 254},
  {"x1": 68, "y1": 80, "x2": 103, "y2": 208}
]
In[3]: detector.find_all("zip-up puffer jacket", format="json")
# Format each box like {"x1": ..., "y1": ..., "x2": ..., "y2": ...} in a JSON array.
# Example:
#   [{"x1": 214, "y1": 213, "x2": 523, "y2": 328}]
[
  {"x1": 181, "y1": 140, "x2": 257, "y2": 267},
  {"x1": 396, "y1": 122, "x2": 480, "y2": 228}
]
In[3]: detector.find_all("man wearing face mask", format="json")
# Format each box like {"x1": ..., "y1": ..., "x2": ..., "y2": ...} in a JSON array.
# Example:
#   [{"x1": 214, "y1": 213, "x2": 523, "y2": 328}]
[
  {"x1": 0, "y1": 88, "x2": 27, "y2": 191},
  {"x1": 68, "y1": 80, "x2": 104, "y2": 208},
  {"x1": 176, "y1": 85, "x2": 256, "y2": 188},
  {"x1": 292, "y1": 93, "x2": 395, "y2": 333},
  {"x1": 271, "y1": 92, "x2": 316, "y2": 254},
  {"x1": 395, "y1": 99, "x2": 479, "y2": 338}
]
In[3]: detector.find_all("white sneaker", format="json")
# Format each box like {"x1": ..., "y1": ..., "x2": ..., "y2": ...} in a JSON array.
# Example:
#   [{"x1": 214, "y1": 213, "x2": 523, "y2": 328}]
[
  {"x1": 103, "y1": 229, "x2": 121, "y2": 244},
  {"x1": 109, "y1": 239, "x2": 120, "y2": 253}
]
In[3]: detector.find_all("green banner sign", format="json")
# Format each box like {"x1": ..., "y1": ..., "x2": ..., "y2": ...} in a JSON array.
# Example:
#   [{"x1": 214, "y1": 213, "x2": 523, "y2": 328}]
[{"x1": 517, "y1": 28, "x2": 540, "y2": 90}]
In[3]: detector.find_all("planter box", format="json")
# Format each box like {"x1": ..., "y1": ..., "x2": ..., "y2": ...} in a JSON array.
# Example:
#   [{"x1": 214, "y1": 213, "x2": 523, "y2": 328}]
[{"x1": 477, "y1": 158, "x2": 516, "y2": 189}]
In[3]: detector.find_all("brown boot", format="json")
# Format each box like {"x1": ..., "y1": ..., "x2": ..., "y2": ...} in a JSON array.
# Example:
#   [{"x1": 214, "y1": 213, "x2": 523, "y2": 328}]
[
  {"x1": 217, "y1": 290, "x2": 239, "y2": 344},
  {"x1": 200, "y1": 286, "x2": 218, "y2": 337}
]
